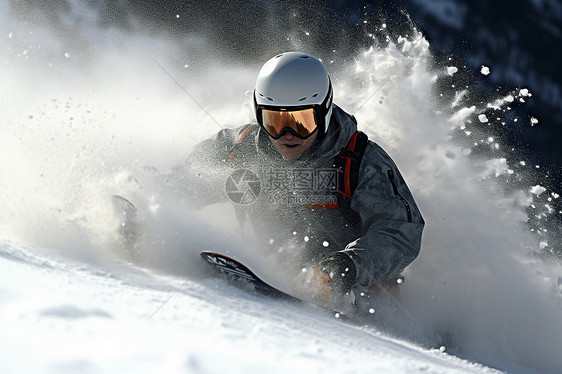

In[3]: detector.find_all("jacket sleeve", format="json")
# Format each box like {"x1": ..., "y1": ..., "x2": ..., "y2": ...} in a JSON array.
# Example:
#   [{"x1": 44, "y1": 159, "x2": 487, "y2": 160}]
[
  {"x1": 342, "y1": 142, "x2": 425, "y2": 286},
  {"x1": 163, "y1": 126, "x2": 247, "y2": 208}
]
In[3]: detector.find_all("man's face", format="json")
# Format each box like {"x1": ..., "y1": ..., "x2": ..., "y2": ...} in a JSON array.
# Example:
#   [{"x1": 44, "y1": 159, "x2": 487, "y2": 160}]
[{"x1": 270, "y1": 130, "x2": 318, "y2": 160}]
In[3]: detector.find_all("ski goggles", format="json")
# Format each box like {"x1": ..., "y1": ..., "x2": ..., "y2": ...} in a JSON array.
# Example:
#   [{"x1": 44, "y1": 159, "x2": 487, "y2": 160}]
[{"x1": 259, "y1": 107, "x2": 318, "y2": 139}]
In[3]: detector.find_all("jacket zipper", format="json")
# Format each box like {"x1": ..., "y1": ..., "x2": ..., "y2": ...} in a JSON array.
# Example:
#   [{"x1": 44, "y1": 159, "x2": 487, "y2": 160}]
[{"x1": 387, "y1": 170, "x2": 413, "y2": 223}]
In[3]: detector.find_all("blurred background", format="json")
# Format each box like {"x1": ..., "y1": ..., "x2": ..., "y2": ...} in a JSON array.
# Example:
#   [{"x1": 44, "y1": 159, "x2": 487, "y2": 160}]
[{"x1": 8, "y1": 0, "x2": 560, "y2": 183}]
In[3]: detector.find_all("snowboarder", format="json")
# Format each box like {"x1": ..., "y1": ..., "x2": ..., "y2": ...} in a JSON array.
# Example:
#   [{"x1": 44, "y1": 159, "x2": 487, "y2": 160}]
[{"x1": 176, "y1": 52, "x2": 424, "y2": 308}]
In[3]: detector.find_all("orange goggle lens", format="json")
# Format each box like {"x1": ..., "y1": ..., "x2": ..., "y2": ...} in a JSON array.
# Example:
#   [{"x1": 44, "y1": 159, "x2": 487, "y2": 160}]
[{"x1": 262, "y1": 108, "x2": 317, "y2": 139}]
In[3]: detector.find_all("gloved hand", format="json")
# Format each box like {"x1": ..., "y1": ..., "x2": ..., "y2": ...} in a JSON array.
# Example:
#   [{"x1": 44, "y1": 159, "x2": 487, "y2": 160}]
[
  {"x1": 318, "y1": 252, "x2": 357, "y2": 297},
  {"x1": 297, "y1": 252, "x2": 357, "y2": 305}
]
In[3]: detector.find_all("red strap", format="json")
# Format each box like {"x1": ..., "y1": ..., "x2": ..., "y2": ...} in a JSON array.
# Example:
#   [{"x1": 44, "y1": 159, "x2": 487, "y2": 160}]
[
  {"x1": 229, "y1": 124, "x2": 256, "y2": 165},
  {"x1": 339, "y1": 131, "x2": 361, "y2": 200},
  {"x1": 237, "y1": 124, "x2": 256, "y2": 143},
  {"x1": 303, "y1": 203, "x2": 340, "y2": 210},
  {"x1": 347, "y1": 130, "x2": 360, "y2": 149}
]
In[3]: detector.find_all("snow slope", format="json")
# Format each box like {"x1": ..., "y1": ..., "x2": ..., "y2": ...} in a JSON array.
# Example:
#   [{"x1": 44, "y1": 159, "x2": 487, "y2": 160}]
[
  {"x1": 1, "y1": 1, "x2": 561, "y2": 373},
  {"x1": 0, "y1": 241, "x2": 494, "y2": 374}
]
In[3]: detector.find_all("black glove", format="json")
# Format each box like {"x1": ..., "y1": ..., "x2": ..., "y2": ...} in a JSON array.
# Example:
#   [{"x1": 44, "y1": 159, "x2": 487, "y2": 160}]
[{"x1": 319, "y1": 252, "x2": 357, "y2": 296}]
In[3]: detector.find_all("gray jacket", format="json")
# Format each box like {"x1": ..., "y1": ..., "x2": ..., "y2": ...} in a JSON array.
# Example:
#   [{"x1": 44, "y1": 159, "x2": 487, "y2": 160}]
[{"x1": 178, "y1": 105, "x2": 424, "y2": 287}]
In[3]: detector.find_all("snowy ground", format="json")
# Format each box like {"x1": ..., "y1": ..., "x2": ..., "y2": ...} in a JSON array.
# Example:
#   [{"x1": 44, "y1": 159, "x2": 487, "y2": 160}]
[{"x1": 0, "y1": 241, "x2": 496, "y2": 374}]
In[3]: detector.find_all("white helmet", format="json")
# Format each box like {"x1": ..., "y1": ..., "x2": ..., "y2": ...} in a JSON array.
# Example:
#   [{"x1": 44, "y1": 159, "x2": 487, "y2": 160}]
[{"x1": 254, "y1": 52, "x2": 333, "y2": 137}]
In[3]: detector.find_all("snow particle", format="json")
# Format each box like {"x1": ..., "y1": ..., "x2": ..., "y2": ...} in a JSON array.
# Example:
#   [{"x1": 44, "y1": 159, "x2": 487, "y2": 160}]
[
  {"x1": 322, "y1": 241, "x2": 329, "y2": 247},
  {"x1": 530, "y1": 117, "x2": 539, "y2": 126},
  {"x1": 369, "y1": 308, "x2": 375, "y2": 314},
  {"x1": 439, "y1": 346, "x2": 447, "y2": 353},
  {"x1": 478, "y1": 114, "x2": 488, "y2": 123},
  {"x1": 530, "y1": 185, "x2": 546, "y2": 196},
  {"x1": 304, "y1": 236, "x2": 310, "y2": 242},
  {"x1": 268, "y1": 238, "x2": 274, "y2": 245},
  {"x1": 480, "y1": 65, "x2": 490, "y2": 75},
  {"x1": 64, "y1": 52, "x2": 70, "y2": 58},
  {"x1": 446, "y1": 66, "x2": 458, "y2": 76}
]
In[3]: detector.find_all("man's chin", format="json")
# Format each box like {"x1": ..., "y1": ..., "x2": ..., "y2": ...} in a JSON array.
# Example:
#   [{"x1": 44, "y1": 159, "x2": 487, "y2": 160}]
[{"x1": 278, "y1": 144, "x2": 305, "y2": 159}]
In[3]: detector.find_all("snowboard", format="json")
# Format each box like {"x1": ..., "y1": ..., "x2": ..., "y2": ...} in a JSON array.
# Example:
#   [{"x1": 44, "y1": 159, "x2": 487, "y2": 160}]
[
  {"x1": 200, "y1": 251, "x2": 363, "y2": 323},
  {"x1": 200, "y1": 251, "x2": 299, "y2": 302}
]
